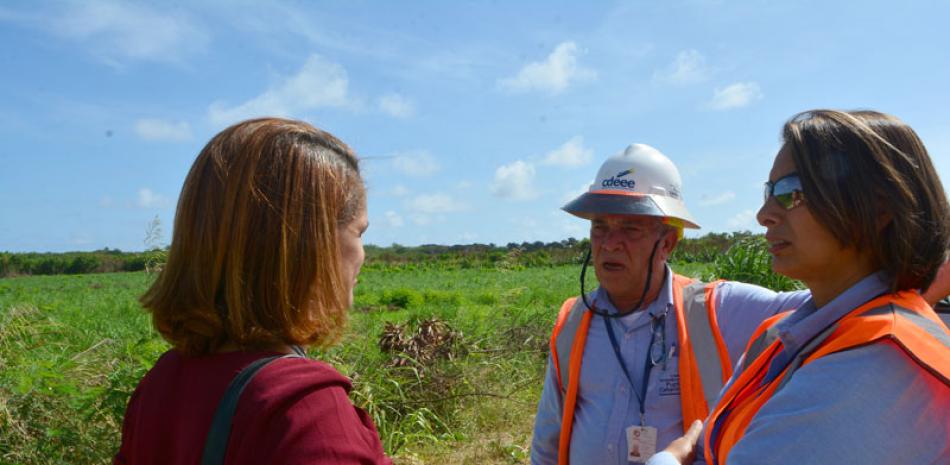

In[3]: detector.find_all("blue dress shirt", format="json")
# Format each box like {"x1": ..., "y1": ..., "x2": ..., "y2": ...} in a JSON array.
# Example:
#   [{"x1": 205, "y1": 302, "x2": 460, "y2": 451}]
[
  {"x1": 530, "y1": 266, "x2": 810, "y2": 465},
  {"x1": 648, "y1": 271, "x2": 950, "y2": 465}
]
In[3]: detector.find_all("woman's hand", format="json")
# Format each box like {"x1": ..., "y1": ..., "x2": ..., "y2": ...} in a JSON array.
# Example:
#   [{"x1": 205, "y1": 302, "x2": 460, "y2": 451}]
[{"x1": 662, "y1": 419, "x2": 703, "y2": 465}]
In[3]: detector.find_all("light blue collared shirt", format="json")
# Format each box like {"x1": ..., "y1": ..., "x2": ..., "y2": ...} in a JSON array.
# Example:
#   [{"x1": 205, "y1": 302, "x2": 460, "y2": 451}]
[
  {"x1": 530, "y1": 267, "x2": 809, "y2": 465},
  {"x1": 649, "y1": 271, "x2": 950, "y2": 465}
]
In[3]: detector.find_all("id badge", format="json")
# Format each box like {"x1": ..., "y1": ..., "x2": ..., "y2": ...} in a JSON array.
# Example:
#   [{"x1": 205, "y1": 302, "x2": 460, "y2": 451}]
[{"x1": 626, "y1": 425, "x2": 657, "y2": 463}]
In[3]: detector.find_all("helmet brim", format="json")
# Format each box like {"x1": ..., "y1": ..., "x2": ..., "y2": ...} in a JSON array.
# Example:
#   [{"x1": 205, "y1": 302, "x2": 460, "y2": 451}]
[{"x1": 562, "y1": 191, "x2": 701, "y2": 229}]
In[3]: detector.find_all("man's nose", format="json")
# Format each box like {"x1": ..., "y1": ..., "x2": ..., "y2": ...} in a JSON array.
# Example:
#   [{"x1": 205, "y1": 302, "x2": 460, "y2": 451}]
[{"x1": 601, "y1": 228, "x2": 625, "y2": 250}]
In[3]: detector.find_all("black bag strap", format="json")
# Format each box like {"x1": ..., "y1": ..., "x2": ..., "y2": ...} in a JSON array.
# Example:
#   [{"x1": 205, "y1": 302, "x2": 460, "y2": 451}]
[{"x1": 200, "y1": 347, "x2": 306, "y2": 465}]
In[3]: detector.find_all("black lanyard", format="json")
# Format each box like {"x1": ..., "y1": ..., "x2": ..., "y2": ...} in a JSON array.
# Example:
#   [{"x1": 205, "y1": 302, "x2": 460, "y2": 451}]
[{"x1": 603, "y1": 310, "x2": 666, "y2": 426}]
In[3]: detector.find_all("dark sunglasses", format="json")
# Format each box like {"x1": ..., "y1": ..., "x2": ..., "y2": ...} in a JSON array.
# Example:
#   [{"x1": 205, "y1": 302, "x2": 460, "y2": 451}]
[{"x1": 764, "y1": 174, "x2": 805, "y2": 210}]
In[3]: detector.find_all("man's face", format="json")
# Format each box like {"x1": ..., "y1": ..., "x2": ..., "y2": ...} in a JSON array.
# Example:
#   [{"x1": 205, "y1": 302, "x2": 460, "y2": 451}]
[{"x1": 590, "y1": 214, "x2": 673, "y2": 309}]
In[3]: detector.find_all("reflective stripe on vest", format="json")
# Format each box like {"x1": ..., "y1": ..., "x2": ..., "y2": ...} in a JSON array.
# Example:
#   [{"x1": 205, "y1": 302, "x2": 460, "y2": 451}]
[
  {"x1": 548, "y1": 274, "x2": 730, "y2": 465},
  {"x1": 703, "y1": 291, "x2": 950, "y2": 465}
]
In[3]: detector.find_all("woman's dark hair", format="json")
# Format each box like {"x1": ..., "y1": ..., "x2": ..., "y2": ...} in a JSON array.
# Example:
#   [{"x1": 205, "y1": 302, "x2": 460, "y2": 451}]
[
  {"x1": 782, "y1": 109, "x2": 949, "y2": 291},
  {"x1": 141, "y1": 118, "x2": 365, "y2": 355}
]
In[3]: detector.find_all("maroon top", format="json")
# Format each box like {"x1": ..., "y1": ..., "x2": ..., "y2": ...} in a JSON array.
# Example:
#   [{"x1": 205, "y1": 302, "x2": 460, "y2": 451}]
[{"x1": 115, "y1": 350, "x2": 392, "y2": 465}]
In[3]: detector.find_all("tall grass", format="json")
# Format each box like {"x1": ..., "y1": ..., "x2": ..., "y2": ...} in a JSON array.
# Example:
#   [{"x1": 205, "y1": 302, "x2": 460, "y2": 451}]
[
  {"x1": 0, "y1": 256, "x2": 779, "y2": 464},
  {"x1": 708, "y1": 236, "x2": 803, "y2": 291},
  {"x1": 0, "y1": 267, "x2": 580, "y2": 464},
  {"x1": 0, "y1": 273, "x2": 163, "y2": 464}
]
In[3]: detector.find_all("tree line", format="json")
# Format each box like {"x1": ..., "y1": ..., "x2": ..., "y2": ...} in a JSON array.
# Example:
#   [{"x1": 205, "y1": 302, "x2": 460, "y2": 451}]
[{"x1": 0, "y1": 231, "x2": 759, "y2": 278}]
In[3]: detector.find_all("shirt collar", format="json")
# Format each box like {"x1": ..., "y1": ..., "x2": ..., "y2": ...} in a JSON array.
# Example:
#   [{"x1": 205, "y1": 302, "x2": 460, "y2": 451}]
[
  {"x1": 776, "y1": 270, "x2": 891, "y2": 354},
  {"x1": 594, "y1": 266, "x2": 674, "y2": 328}
]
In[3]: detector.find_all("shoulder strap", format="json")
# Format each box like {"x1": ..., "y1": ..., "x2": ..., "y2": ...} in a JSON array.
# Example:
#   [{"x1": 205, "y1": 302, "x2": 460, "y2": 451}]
[
  {"x1": 679, "y1": 279, "x2": 731, "y2": 410},
  {"x1": 550, "y1": 297, "x2": 577, "y2": 392},
  {"x1": 552, "y1": 297, "x2": 591, "y2": 394},
  {"x1": 740, "y1": 312, "x2": 790, "y2": 372},
  {"x1": 200, "y1": 349, "x2": 305, "y2": 465}
]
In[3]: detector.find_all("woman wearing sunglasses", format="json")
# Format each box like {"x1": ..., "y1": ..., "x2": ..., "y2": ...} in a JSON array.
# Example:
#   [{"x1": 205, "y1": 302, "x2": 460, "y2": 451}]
[{"x1": 651, "y1": 109, "x2": 950, "y2": 465}]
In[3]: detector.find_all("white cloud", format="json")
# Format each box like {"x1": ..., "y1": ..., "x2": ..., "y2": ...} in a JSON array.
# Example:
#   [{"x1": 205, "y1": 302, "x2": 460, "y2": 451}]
[
  {"x1": 407, "y1": 193, "x2": 465, "y2": 214},
  {"x1": 698, "y1": 191, "x2": 736, "y2": 206},
  {"x1": 708, "y1": 82, "x2": 763, "y2": 110},
  {"x1": 498, "y1": 41, "x2": 596, "y2": 95},
  {"x1": 137, "y1": 188, "x2": 171, "y2": 209},
  {"x1": 134, "y1": 118, "x2": 191, "y2": 142},
  {"x1": 654, "y1": 49, "x2": 709, "y2": 85},
  {"x1": 51, "y1": 1, "x2": 208, "y2": 65},
  {"x1": 384, "y1": 210, "x2": 404, "y2": 227},
  {"x1": 392, "y1": 151, "x2": 440, "y2": 177},
  {"x1": 208, "y1": 54, "x2": 349, "y2": 125},
  {"x1": 727, "y1": 209, "x2": 760, "y2": 231},
  {"x1": 390, "y1": 185, "x2": 410, "y2": 197},
  {"x1": 542, "y1": 136, "x2": 593, "y2": 167},
  {"x1": 377, "y1": 93, "x2": 415, "y2": 118},
  {"x1": 491, "y1": 160, "x2": 538, "y2": 201}
]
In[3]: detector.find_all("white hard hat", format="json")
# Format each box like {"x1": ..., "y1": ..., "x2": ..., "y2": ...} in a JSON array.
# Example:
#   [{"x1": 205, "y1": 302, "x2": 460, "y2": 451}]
[{"x1": 563, "y1": 143, "x2": 701, "y2": 229}]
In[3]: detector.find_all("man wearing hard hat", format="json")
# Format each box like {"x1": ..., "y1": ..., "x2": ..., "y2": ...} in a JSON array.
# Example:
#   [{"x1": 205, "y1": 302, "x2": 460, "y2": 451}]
[{"x1": 530, "y1": 144, "x2": 810, "y2": 465}]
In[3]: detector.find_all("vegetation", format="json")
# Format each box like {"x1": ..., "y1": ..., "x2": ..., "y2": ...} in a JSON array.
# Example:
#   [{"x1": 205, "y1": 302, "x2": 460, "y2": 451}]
[
  {"x1": 0, "y1": 235, "x2": 799, "y2": 464},
  {"x1": 707, "y1": 236, "x2": 803, "y2": 292},
  {"x1": 0, "y1": 267, "x2": 587, "y2": 464},
  {"x1": 0, "y1": 249, "x2": 168, "y2": 278},
  {"x1": 0, "y1": 231, "x2": 764, "y2": 278}
]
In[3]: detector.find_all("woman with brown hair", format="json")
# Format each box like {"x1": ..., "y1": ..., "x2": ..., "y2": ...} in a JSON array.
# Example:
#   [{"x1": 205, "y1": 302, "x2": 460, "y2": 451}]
[
  {"x1": 114, "y1": 118, "x2": 390, "y2": 465},
  {"x1": 653, "y1": 110, "x2": 950, "y2": 465}
]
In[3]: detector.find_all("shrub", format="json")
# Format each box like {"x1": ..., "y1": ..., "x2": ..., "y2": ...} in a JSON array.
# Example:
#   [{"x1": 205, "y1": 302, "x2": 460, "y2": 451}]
[
  {"x1": 34, "y1": 256, "x2": 69, "y2": 275},
  {"x1": 66, "y1": 255, "x2": 100, "y2": 275},
  {"x1": 709, "y1": 236, "x2": 803, "y2": 292},
  {"x1": 422, "y1": 290, "x2": 463, "y2": 306},
  {"x1": 121, "y1": 255, "x2": 148, "y2": 272},
  {"x1": 0, "y1": 252, "x2": 11, "y2": 276},
  {"x1": 380, "y1": 288, "x2": 425, "y2": 309},
  {"x1": 472, "y1": 292, "x2": 499, "y2": 305}
]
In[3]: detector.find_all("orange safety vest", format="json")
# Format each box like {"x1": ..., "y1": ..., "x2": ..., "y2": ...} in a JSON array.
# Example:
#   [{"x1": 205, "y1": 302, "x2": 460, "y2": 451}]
[
  {"x1": 703, "y1": 291, "x2": 950, "y2": 465},
  {"x1": 548, "y1": 274, "x2": 731, "y2": 465}
]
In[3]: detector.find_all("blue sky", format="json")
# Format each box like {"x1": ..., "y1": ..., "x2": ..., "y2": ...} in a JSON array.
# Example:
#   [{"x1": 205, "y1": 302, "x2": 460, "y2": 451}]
[{"x1": 2, "y1": 0, "x2": 949, "y2": 252}]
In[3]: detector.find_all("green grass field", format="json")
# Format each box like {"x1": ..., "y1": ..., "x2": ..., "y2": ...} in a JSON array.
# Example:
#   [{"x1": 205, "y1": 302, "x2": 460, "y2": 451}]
[{"x1": 0, "y1": 263, "x2": 711, "y2": 465}]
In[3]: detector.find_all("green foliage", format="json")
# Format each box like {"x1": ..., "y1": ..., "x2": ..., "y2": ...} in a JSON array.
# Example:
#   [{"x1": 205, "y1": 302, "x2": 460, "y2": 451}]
[
  {"x1": 422, "y1": 290, "x2": 463, "y2": 307},
  {"x1": 362, "y1": 238, "x2": 590, "y2": 271},
  {"x1": 4, "y1": 231, "x2": 783, "y2": 279},
  {"x1": 0, "y1": 250, "x2": 168, "y2": 277},
  {"x1": 0, "y1": 233, "x2": 809, "y2": 464},
  {"x1": 380, "y1": 288, "x2": 425, "y2": 309},
  {"x1": 708, "y1": 236, "x2": 804, "y2": 291},
  {"x1": 670, "y1": 230, "x2": 757, "y2": 264},
  {"x1": 1, "y1": 267, "x2": 580, "y2": 464},
  {"x1": 0, "y1": 273, "x2": 161, "y2": 465}
]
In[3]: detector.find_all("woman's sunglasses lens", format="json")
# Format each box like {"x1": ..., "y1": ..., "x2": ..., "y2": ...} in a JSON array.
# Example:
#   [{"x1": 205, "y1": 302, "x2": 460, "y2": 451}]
[
  {"x1": 765, "y1": 176, "x2": 804, "y2": 210},
  {"x1": 774, "y1": 192, "x2": 795, "y2": 209}
]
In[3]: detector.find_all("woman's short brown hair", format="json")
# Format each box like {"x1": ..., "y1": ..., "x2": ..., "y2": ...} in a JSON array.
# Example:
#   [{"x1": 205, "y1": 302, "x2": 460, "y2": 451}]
[
  {"x1": 782, "y1": 109, "x2": 950, "y2": 292},
  {"x1": 141, "y1": 118, "x2": 365, "y2": 355}
]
